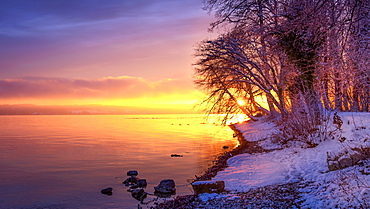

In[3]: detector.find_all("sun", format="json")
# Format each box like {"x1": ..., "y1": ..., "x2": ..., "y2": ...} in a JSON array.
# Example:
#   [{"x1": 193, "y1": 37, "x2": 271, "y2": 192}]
[{"x1": 237, "y1": 99, "x2": 246, "y2": 106}]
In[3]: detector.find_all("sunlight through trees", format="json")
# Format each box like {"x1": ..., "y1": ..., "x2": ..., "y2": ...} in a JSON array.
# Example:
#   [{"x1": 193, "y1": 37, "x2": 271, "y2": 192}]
[{"x1": 194, "y1": 0, "x2": 369, "y2": 124}]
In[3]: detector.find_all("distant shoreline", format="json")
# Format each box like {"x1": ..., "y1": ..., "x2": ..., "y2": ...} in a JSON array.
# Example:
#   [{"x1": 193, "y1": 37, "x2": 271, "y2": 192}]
[{"x1": 0, "y1": 104, "x2": 197, "y2": 115}]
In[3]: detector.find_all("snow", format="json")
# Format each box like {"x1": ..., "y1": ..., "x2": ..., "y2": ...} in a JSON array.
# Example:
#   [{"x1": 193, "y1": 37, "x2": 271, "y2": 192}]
[
  {"x1": 192, "y1": 181, "x2": 217, "y2": 185},
  {"x1": 213, "y1": 154, "x2": 288, "y2": 191},
  {"x1": 212, "y1": 112, "x2": 370, "y2": 208},
  {"x1": 198, "y1": 193, "x2": 219, "y2": 202},
  {"x1": 198, "y1": 193, "x2": 241, "y2": 202}
]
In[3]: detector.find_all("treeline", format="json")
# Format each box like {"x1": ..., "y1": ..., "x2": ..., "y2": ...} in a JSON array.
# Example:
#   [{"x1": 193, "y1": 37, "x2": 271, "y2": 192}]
[
  {"x1": 0, "y1": 104, "x2": 181, "y2": 115},
  {"x1": 194, "y1": 0, "x2": 370, "y2": 123}
]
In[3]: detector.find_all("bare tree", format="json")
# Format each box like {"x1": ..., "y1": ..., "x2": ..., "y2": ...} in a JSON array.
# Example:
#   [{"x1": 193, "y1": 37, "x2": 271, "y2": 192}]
[
  {"x1": 196, "y1": 0, "x2": 292, "y2": 120},
  {"x1": 194, "y1": 25, "x2": 293, "y2": 122},
  {"x1": 196, "y1": 0, "x2": 369, "y2": 124},
  {"x1": 194, "y1": 35, "x2": 263, "y2": 122}
]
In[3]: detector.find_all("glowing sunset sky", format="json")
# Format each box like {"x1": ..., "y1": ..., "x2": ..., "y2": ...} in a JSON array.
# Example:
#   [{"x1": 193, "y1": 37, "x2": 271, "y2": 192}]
[{"x1": 0, "y1": 0, "x2": 215, "y2": 111}]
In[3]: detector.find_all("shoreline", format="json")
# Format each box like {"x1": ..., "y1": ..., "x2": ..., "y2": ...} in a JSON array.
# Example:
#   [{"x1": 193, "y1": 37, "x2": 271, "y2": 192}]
[
  {"x1": 152, "y1": 112, "x2": 370, "y2": 208},
  {"x1": 194, "y1": 123, "x2": 265, "y2": 181},
  {"x1": 153, "y1": 122, "x2": 268, "y2": 208}
]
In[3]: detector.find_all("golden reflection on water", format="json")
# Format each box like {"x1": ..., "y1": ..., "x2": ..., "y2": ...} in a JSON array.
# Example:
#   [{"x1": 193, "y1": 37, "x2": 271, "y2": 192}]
[{"x1": 0, "y1": 114, "x2": 238, "y2": 208}]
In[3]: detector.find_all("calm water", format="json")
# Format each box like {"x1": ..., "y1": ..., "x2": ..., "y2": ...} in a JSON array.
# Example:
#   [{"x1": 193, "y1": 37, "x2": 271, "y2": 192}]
[{"x1": 0, "y1": 115, "x2": 237, "y2": 208}]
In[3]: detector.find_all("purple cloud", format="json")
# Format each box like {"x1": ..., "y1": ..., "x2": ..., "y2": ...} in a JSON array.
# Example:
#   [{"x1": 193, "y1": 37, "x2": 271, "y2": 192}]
[
  {"x1": 0, "y1": 76, "x2": 195, "y2": 100},
  {"x1": 0, "y1": 0, "x2": 214, "y2": 80}
]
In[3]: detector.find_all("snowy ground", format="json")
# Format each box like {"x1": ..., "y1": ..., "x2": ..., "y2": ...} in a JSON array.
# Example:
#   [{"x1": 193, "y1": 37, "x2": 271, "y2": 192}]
[{"x1": 207, "y1": 112, "x2": 370, "y2": 208}]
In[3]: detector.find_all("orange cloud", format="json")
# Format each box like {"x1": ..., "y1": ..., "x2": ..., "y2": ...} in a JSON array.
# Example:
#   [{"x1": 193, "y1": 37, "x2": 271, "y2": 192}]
[
  {"x1": 0, "y1": 76, "x2": 192, "y2": 98},
  {"x1": 0, "y1": 76, "x2": 200, "y2": 108}
]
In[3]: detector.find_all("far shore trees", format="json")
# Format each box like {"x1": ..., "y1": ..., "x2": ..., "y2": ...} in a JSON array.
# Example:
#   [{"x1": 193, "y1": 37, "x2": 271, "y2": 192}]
[{"x1": 194, "y1": 0, "x2": 369, "y2": 126}]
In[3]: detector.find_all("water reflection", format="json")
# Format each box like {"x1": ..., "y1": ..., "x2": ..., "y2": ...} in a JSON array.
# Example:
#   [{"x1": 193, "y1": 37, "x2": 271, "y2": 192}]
[{"x1": 0, "y1": 115, "x2": 238, "y2": 208}]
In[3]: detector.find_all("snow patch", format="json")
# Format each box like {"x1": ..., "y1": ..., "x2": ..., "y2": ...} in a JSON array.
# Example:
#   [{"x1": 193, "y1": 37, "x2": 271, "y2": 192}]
[
  {"x1": 216, "y1": 112, "x2": 370, "y2": 208},
  {"x1": 198, "y1": 193, "x2": 219, "y2": 202},
  {"x1": 213, "y1": 153, "x2": 288, "y2": 191}
]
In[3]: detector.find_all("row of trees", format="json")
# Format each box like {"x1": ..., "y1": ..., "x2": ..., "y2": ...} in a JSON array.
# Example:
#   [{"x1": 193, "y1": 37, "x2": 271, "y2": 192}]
[{"x1": 194, "y1": 0, "x2": 370, "y2": 123}]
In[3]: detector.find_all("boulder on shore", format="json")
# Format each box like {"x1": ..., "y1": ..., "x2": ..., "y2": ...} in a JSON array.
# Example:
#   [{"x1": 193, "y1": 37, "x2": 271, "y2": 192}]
[
  {"x1": 191, "y1": 180, "x2": 225, "y2": 195},
  {"x1": 327, "y1": 149, "x2": 367, "y2": 171},
  {"x1": 154, "y1": 179, "x2": 176, "y2": 194}
]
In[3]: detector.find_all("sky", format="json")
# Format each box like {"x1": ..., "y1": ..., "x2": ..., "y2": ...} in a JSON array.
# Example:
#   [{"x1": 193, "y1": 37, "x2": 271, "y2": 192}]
[{"x1": 0, "y1": 0, "x2": 216, "y2": 112}]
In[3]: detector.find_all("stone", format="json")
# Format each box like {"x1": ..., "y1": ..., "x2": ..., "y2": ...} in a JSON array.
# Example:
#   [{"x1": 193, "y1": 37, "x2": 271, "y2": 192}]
[
  {"x1": 338, "y1": 155, "x2": 353, "y2": 169},
  {"x1": 170, "y1": 154, "x2": 183, "y2": 157},
  {"x1": 137, "y1": 179, "x2": 147, "y2": 188},
  {"x1": 129, "y1": 184, "x2": 139, "y2": 189},
  {"x1": 351, "y1": 151, "x2": 365, "y2": 164},
  {"x1": 127, "y1": 179, "x2": 147, "y2": 189},
  {"x1": 327, "y1": 149, "x2": 369, "y2": 171},
  {"x1": 127, "y1": 170, "x2": 138, "y2": 176},
  {"x1": 327, "y1": 160, "x2": 340, "y2": 171},
  {"x1": 101, "y1": 187, "x2": 113, "y2": 195},
  {"x1": 154, "y1": 179, "x2": 176, "y2": 194},
  {"x1": 129, "y1": 188, "x2": 147, "y2": 202},
  {"x1": 191, "y1": 180, "x2": 225, "y2": 195},
  {"x1": 123, "y1": 176, "x2": 139, "y2": 185}
]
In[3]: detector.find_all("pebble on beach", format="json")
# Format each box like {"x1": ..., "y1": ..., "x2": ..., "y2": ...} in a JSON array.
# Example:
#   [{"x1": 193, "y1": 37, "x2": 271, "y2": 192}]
[{"x1": 154, "y1": 179, "x2": 176, "y2": 194}]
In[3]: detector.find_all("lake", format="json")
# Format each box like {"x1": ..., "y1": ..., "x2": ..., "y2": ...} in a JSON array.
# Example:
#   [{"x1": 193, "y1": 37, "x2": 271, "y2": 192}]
[{"x1": 0, "y1": 115, "x2": 239, "y2": 208}]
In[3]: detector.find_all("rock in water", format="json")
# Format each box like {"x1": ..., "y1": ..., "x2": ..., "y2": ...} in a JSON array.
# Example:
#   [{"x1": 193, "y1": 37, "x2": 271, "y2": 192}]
[
  {"x1": 129, "y1": 188, "x2": 147, "y2": 202},
  {"x1": 191, "y1": 181, "x2": 225, "y2": 195},
  {"x1": 101, "y1": 187, "x2": 113, "y2": 196},
  {"x1": 123, "y1": 176, "x2": 139, "y2": 185},
  {"x1": 127, "y1": 170, "x2": 138, "y2": 176},
  {"x1": 129, "y1": 179, "x2": 148, "y2": 189},
  {"x1": 154, "y1": 179, "x2": 176, "y2": 194},
  {"x1": 170, "y1": 154, "x2": 183, "y2": 157},
  {"x1": 137, "y1": 179, "x2": 147, "y2": 188}
]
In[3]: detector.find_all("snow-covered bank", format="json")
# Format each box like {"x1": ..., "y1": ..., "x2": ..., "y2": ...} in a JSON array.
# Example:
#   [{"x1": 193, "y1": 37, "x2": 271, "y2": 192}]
[{"x1": 212, "y1": 112, "x2": 370, "y2": 208}]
